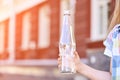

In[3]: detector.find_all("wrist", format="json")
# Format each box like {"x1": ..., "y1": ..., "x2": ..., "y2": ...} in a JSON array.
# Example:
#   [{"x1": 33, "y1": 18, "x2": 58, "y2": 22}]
[{"x1": 76, "y1": 61, "x2": 84, "y2": 73}]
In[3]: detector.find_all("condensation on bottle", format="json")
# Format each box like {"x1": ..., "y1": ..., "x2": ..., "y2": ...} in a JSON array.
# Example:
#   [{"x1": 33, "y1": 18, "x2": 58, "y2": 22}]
[{"x1": 59, "y1": 10, "x2": 76, "y2": 73}]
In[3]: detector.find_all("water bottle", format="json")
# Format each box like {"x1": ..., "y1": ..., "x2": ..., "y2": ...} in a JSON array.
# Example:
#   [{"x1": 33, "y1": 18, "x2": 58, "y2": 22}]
[{"x1": 59, "y1": 10, "x2": 76, "y2": 73}]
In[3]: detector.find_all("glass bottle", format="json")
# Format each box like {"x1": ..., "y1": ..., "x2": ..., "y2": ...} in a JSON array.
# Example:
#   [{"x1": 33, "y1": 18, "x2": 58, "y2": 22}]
[{"x1": 59, "y1": 10, "x2": 76, "y2": 73}]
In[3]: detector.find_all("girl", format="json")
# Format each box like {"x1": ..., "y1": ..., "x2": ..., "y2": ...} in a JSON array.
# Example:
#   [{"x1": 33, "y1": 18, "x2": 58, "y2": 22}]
[{"x1": 58, "y1": 0, "x2": 120, "y2": 80}]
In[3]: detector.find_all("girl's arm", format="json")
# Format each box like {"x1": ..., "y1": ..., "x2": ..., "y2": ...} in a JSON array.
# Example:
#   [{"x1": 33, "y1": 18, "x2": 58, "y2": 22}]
[{"x1": 74, "y1": 51, "x2": 112, "y2": 80}]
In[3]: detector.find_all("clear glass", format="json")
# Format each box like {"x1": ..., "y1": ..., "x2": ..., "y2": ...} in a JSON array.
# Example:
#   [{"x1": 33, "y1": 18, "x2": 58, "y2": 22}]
[{"x1": 59, "y1": 10, "x2": 76, "y2": 73}]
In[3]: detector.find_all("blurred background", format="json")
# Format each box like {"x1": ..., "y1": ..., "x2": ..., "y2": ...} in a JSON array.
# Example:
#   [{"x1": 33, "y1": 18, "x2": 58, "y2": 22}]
[{"x1": 0, "y1": 0, "x2": 115, "y2": 80}]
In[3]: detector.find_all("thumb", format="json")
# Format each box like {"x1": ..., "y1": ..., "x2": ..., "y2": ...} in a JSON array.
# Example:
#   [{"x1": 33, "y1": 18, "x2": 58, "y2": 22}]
[{"x1": 74, "y1": 51, "x2": 80, "y2": 59}]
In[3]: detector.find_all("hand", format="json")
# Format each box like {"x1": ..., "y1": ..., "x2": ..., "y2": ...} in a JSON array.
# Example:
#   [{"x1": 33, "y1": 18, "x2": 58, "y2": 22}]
[
  {"x1": 58, "y1": 56, "x2": 62, "y2": 69},
  {"x1": 58, "y1": 51, "x2": 81, "y2": 72},
  {"x1": 73, "y1": 51, "x2": 81, "y2": 72}
]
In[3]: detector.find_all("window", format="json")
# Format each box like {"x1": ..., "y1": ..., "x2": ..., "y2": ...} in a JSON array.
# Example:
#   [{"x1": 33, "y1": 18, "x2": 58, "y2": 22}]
[
  {"x1": 91, "y1": 0, "x2": 110, "y2": 41},
  {"x1": 38, "y1": 4, "x2": 50, "y2": 48},
  {"x1": 21, "y1": 12, "x2": 31, "y2": 50},
  {"x1": 0, "y1": 23, "x2": 5, "y2": 53}
]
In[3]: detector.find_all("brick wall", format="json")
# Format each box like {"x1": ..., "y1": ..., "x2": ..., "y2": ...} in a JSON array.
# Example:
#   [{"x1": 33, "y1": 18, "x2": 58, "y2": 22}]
[
  {"x1": 0, "y1": 19, "x2": 9, "y2": 60},
  {"x1": 36, "y1": 0, "x2": 60, "y2": 59},
  {"x1": 15, "y1": 0, "x2": 60, "y2": 59},
  {"x1": 0, "y1": 0, "x2": 115, "y2": 60},
  {"x1": 75, "y1": 0, "x2": 91, "y2": 58}
]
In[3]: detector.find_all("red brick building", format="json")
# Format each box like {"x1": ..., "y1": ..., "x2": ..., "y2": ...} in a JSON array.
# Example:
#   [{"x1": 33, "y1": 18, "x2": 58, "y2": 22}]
[{"x1": 0, "y1": 0, "x2": 115, "y2": 64}]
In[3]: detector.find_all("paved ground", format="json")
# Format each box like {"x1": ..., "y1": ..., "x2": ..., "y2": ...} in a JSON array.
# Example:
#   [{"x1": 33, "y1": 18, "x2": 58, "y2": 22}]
[
  {"x1": 0, "y1": 66, "x2": 88, "y2": 80},
  {"x1": 0, "y1": 74, "x2": 73, "y2": 80},
  {"x1": 0, "y1": 50, "x2": 110, "y2": 80},
  {"x1": 0, "y1": 74, "x2": 88, "y2": 80}
]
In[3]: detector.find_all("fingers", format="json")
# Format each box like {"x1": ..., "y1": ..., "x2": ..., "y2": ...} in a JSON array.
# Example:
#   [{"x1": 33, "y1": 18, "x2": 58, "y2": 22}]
[
  {"x1": 58, "y1": 64, "x2": 61, "y2": 69},
  {"x1": 58, "y1": 57, "x2": 62, "y2": 69},
  {"x1": 74, "y1": 51, "x2": 78, "y2": 55},
  {"x1": 58, "y1": 57, "x2": 61, "y2": 64},
  {"x1": 74, "y1": 51, "x2": 80, "y2": 59},
  {"x1": 73, "y1": 51, "x2": 81, "y2": 66}
]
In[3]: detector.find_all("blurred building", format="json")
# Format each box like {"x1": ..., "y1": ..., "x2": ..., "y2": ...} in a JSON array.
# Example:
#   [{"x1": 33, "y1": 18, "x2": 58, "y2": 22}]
[
  {"x1": 0, "y1": 0, "x2": 115, "y2": 65},
  {"x1": 0, "y1": 0, "x2": 60, "y2": 61}
]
